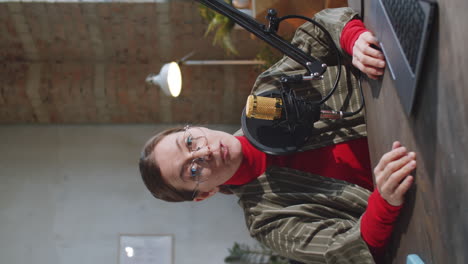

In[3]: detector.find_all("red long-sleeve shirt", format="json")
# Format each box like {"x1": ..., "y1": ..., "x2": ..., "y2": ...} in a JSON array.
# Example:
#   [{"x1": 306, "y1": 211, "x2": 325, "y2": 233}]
[{"x1": 340, "y1": 19, "x2": 370, "y2": 56}]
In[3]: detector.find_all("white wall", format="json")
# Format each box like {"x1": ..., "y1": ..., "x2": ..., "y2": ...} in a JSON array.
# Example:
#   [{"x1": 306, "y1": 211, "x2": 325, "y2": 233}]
[{"x1": 0, "y1": 125, "x2": 256, "y2": 264}]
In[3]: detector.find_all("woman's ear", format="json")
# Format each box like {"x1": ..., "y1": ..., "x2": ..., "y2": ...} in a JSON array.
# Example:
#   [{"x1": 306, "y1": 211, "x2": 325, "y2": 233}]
[{"x1": 192, "y1": 187, "x2": 220, "y2": 202}]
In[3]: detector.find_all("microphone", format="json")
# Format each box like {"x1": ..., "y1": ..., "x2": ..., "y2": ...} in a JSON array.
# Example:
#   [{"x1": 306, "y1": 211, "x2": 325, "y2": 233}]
[
  {"x1": 241, "y1": 91, "x2": 321, "y2": 155},
  {"x1": 241, "y1": 70, "x2": 363, "y2": 155},
  {"x1": 241, "y1": 90, "x2": 360, "y2": 155},
  {"x1": 245, "y1": 95, "x2": 282, "y2": 120},
  {"x1": 245, "y1": 94, "x2": 346, "y2": 121}
]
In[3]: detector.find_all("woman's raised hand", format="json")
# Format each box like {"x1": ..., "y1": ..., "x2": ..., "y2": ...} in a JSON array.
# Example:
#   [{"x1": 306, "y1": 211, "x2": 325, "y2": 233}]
[
  {"x1": 374, "y1": 141, "x2": 416, "y2": 206},
  {"x1": 352, "y1": 31, "x2": 386, "y2": 80}
]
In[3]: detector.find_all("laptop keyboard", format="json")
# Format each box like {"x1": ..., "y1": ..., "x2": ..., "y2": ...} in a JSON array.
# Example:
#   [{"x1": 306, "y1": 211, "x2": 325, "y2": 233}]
[{"x1": 382, "y1": 0, "x2": 426, "y2": 72}]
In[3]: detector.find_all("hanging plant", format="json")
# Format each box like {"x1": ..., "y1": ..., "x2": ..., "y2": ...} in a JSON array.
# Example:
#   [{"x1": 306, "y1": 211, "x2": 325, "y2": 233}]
[{"x1": 198, "y1": 0, "x2": 238, "y2": 56}]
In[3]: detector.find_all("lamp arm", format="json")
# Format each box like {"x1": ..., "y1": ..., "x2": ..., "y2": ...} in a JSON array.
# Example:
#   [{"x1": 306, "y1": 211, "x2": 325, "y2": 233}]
[{"x1": 193, "y1": 0, "x2": 326, "y2": 77}]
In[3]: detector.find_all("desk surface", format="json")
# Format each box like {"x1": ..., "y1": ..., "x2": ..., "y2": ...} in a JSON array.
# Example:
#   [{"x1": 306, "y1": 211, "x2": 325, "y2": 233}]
[{"x1": 362, "y1": 0, "x2": 468, "y2": 263}]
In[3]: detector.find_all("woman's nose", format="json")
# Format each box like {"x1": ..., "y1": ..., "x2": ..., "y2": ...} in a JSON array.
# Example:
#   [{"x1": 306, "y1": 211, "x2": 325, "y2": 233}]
[{"x1": 191, "y1": 145, "x2": 212, "y2": 160}]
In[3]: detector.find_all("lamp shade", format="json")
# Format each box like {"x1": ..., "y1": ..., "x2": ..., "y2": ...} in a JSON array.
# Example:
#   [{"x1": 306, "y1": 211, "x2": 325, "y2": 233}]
[{"x1": 146, "y1": 62, "x2": 182, "y2": 97}]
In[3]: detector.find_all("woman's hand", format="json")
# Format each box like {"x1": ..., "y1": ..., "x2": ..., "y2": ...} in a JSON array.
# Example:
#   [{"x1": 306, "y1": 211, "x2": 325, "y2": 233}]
[
  {"x1": 352, "y1": 31, "x2": 386, "y2": 80},
  {"x1": 374, "y1": 141, "x2": 416, "y2": 206}
]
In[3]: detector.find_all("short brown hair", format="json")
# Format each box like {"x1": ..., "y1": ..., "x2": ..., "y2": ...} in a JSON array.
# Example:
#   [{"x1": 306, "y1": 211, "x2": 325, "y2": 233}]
[{"x1": 139, "y1": 127, "x2": 194, "y2": 202}]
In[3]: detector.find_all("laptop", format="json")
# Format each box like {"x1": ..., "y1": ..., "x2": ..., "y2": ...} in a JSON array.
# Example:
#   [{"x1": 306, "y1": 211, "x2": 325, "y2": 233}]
[{"x1": 365, "y1": 0, "x2": 436, "y2": 114}]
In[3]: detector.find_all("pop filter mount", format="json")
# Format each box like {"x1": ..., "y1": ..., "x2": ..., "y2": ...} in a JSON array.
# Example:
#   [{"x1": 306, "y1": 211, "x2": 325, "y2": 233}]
[{"x1": 241, "y1": 75, "x2": 322, "y2": 155}]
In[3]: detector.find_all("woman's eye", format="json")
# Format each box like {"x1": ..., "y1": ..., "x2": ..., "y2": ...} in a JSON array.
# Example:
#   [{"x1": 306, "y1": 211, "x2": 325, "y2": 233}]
[
  {"x1": 190, "y1": 161, "x2": 205, "y2": 177},
  {"x1": 186, "y1": 135, "x2": 193, "y2": 148},
  {"x1": 190, "y1": 164, "x2": 198, "y2": 177}
]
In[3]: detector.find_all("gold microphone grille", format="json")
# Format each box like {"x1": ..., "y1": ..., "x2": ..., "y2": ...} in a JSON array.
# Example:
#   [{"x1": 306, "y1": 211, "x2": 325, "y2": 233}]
[{"x1": 246, "y1": 95, "x2": 283, "y2": 120}]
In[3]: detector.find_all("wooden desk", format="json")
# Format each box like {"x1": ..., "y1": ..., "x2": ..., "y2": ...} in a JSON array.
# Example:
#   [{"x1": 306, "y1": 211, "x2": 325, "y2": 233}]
[{"x1": 361, "y1": 0, "x2": 468, "y2": 263}]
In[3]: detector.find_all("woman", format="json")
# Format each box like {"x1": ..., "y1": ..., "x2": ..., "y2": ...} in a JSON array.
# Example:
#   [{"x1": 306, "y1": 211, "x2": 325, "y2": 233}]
[{"x1": 139, "y1": 7, "x2": 414, "y2": 264}]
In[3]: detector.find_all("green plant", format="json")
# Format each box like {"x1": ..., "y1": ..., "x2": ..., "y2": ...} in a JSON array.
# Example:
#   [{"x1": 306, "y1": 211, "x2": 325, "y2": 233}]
[
  {"x1": 254, "y1": 44, "x2": 283, "y2": 72},
  {"x1": 255, "y1": 34, "x2": 294, "y2": 72},
  {"x1": 224, "y1": 242, "x2": 290, "y2": 264},
  {"x1": 198, "y1": 1, "x2": 238, "y2": 55}
]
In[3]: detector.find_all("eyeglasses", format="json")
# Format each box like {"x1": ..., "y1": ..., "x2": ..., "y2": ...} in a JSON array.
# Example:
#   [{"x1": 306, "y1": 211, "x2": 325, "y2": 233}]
[
  {"x1": 183, "y1": 125, "x2": 208, "y2": 153},
  {"x1": 182, "y1": 126, "x2": 209, "y2": 199}
]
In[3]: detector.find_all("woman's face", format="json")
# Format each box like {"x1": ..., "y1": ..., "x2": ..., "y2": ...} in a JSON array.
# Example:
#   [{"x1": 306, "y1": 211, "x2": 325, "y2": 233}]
[{"x1": 152, "y1": 127, "x2": 243, "y2": 199}]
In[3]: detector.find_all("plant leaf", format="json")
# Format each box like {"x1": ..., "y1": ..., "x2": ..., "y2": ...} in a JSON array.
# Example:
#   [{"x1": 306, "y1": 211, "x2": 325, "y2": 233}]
[{"x1": 198, "y1": 0, "x2": 238, "y2": 56}]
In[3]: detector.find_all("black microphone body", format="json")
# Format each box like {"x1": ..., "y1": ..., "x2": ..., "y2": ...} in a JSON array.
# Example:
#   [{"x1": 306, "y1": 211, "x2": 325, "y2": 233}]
[
  {"x1": 242, "y1": 76, "x2": 323, "y2": 155},
  {"x1": 281, "y1": 90, "x2": 321, "y2": 133}
]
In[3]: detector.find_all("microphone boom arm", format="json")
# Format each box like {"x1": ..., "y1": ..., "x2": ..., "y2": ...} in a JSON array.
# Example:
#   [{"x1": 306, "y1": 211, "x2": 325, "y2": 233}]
[{"x1": 193, "y1": 0, "x2": 326, "y2": 77}]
